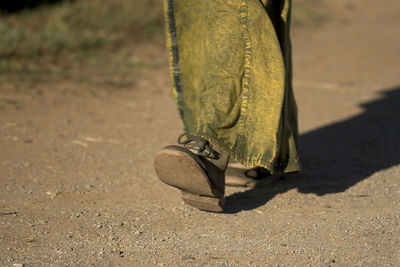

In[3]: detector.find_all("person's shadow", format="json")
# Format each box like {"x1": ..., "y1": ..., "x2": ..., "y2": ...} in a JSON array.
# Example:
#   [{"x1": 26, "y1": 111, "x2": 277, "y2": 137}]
[{"x1": 225, "y1": 86, "x2": 400, "y2": 213}]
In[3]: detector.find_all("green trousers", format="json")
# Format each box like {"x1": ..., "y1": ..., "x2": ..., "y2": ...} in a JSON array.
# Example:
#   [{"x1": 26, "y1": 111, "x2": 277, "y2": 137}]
[{"x1": 163, "y1": 0, "x2": 300, "y2": 174}]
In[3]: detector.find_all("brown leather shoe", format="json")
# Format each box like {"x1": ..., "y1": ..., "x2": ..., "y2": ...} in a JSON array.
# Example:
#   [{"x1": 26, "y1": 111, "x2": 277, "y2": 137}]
[{"x1": 154, "y1": 134, "x2": 228, "y2": 212}]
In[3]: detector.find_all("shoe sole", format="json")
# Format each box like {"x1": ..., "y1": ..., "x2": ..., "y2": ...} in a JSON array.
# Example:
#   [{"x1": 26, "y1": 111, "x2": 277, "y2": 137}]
[
  {"x1": 181, "y1": 191, "x2": 224, "y2": 213},
  {"x1": 154, "y1": 146, "x2": 224, "y2": 212}
]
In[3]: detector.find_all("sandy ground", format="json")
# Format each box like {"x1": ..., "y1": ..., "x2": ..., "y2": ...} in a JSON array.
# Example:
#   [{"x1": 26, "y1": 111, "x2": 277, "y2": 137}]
[{"x1": 1, "y1": 0, "x2": 400, "y2": 266}]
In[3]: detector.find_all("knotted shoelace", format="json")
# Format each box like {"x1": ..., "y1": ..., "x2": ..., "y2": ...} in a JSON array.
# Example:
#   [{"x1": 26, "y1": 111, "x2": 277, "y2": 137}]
[{"x1": 177, "y1": 133, "x2": 219, "y2": 159}]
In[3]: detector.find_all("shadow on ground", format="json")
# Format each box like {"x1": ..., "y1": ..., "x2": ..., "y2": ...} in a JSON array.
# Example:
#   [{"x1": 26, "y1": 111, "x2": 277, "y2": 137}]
[{"x1": 225, "y1": 86, "x2": 400, "y2": 213}]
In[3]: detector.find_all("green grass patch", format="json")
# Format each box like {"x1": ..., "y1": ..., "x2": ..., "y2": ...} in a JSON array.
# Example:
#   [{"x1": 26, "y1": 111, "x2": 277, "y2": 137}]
[
  {"x1": 0, "y1": 0, "x2": 164, "y2": 78},
  {"x1": 0, "y1": 0, "x2": 163, "y2": 59}
]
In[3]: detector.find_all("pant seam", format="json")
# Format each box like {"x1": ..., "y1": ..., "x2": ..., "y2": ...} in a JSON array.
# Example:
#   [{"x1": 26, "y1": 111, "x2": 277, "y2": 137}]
[
  {"x1": 238, "y1": 0, "x2": 252, "y2": 134},
  {"x1": 165, "y1": 0, "x2": 185, "y2": 122}
]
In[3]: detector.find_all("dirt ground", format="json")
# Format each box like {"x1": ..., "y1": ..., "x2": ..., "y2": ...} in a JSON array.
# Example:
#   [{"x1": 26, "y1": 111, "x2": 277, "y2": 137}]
[{"x1": 1, "y1": 0, "x2": 400, "y2": 266}]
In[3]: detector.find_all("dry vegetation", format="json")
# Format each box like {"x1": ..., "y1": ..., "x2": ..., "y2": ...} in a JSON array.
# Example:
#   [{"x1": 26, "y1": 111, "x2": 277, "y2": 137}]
[{"x1": 0, "y1": 0, "x2": 164, "y2": 90}]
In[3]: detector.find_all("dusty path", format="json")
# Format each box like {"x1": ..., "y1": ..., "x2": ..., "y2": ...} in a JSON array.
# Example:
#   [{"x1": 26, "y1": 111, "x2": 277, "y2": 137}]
[{"x1": 1, "y1": 1, "x2": 400, "y2": 265}]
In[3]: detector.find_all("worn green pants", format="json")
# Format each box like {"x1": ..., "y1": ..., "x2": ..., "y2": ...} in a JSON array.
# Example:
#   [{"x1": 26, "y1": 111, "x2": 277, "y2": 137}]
[{"x1": 163, "y1": 0, "x2": 300, "y2": 174}]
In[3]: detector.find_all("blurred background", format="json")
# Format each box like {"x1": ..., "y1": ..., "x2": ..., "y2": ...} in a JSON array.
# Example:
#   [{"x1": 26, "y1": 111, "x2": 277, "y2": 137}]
[
  {"x1": 0, "y1": 0, "x2": 164, "y2": 89},
  {"x1": 1, "y1": 0, "x2": 397, "y2": 91},
  {"x1": 0, "y1": 0, "x2": 339, "y2": 90}
]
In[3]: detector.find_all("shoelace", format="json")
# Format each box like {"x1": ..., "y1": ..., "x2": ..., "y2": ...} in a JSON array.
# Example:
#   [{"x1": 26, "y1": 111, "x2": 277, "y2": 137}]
[{"x1": 177, "y1": 133, "x2": 219, "y2": 159}]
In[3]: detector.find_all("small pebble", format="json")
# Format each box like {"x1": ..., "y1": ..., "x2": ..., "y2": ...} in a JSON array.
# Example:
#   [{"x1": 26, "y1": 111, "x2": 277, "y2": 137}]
[
  {"x1": 85, "y1": 184, "x2": 94, "y2": 190},
  {"x1": 181, "y1": 255, "x2": 195, "y2": 260}
]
